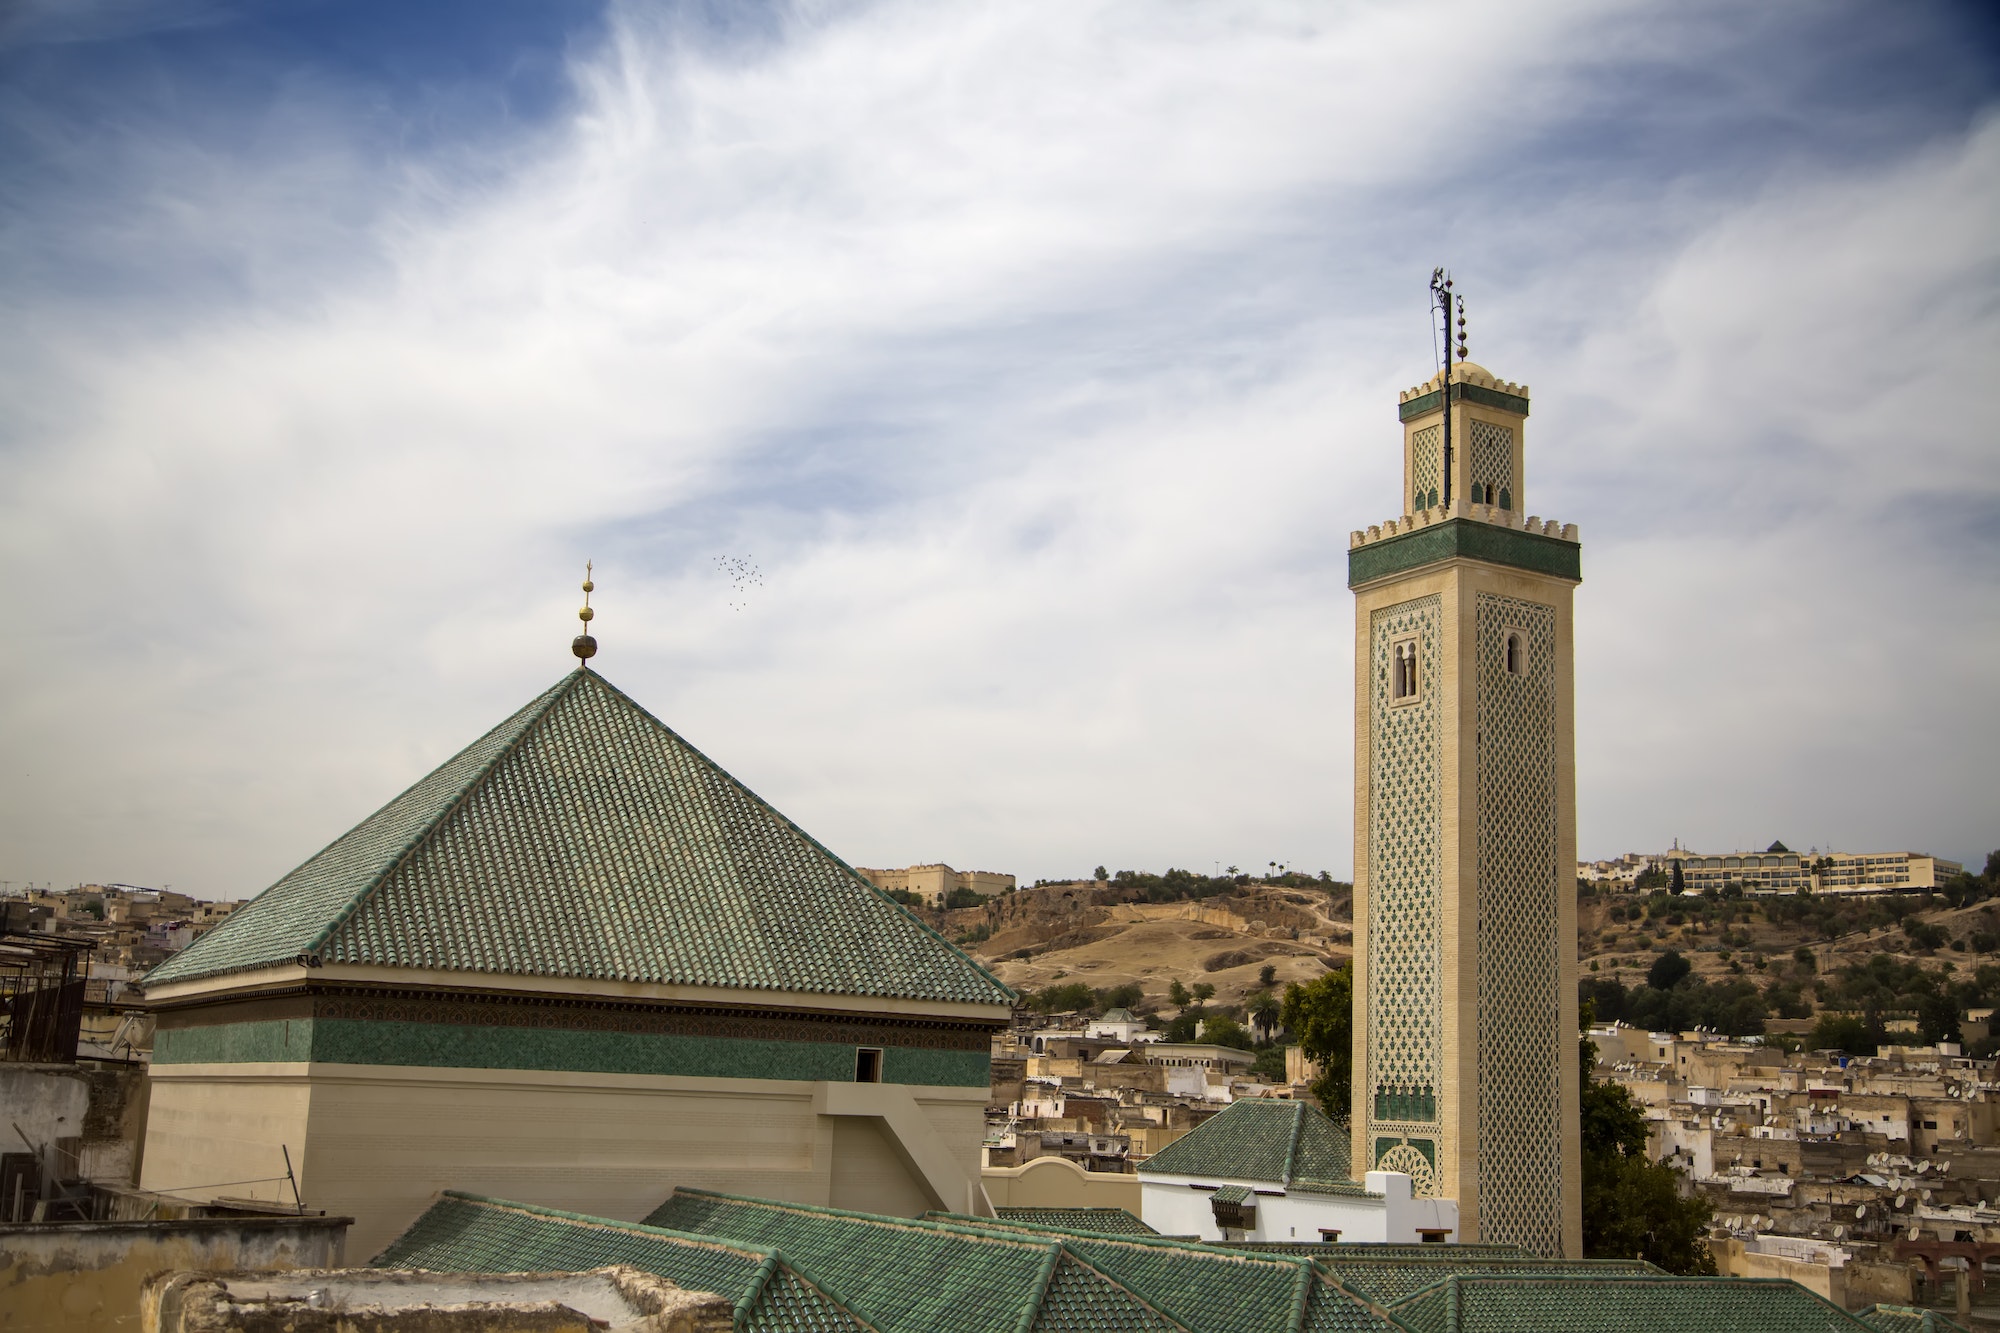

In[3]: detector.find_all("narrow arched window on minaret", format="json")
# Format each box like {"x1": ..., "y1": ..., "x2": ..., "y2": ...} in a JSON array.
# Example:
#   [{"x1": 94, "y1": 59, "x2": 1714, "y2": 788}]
[{"x1": 1350, "y1": 276, "x2": 1582, "y2": 1258}]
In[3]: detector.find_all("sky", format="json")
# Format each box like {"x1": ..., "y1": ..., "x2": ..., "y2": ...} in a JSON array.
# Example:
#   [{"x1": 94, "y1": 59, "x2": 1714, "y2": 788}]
[{"x1": 1, "y1": 0, "x2": 1996, "y2": 899}]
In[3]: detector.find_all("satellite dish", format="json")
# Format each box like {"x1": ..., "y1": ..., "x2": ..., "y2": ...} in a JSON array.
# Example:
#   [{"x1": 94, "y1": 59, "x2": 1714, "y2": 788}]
[{"x1": 1856, "y1": 1205, "x2": 1867, "y2": 1219}]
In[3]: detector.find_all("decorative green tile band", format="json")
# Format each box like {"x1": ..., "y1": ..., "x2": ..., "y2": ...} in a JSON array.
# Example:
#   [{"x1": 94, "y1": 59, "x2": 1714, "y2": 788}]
[
  {"x1": 154, "y1": 1018, "x2": 988, "y2": 1087},
  {"x1": 1349, "y1": 520, "x2": 1580, "y2": 588},
  {"x1": 1398, "y1": 382, "x2": 1531, "y2": 422}
]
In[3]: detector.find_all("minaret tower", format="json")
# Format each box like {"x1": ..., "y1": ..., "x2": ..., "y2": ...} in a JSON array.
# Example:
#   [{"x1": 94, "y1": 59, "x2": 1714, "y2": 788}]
[{"x1": 1347, "y1": 275, "x2": 1583, "y2": 1257}]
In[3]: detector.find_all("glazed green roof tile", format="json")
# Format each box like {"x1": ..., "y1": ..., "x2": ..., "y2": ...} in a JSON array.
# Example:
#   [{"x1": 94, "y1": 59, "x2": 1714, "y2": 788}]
[
  {"x1": 1386, "y1": 1273, "x2": 1877, "y2": 1333},
  {"x1": 645, "y1": 1189, "x2": 1192, "y2": 1333},
  {"x1": 938, "y1": 1212, "x2": 1409, "y2": 1333},
  {"x1": 1857, "y1": 1306, "x2": 1974, "y2": 1333},
  {"x1": 1138, "y1": 1099, "x2": 1355, "y2": 1189},
  {"x1": 1314, "y1": 1258, "x2": 1661, "y2": 1306},
  {"x1": 1212, "y1": 1185, "x2": 1255, "y2": 1205},
  {"x1": 145, "y1": 670, "x2": 1012, "y2": 1007},
  {"x1": 992, "y1": 1208, "x2": 1160, "y2": 1236},
  {"x1": 369, "y1": 1191, "x2": 877, "y2": 1333}
]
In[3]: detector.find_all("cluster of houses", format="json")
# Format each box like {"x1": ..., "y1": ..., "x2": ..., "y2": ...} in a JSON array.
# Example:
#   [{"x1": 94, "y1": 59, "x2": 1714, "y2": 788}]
[{"x1": 1597, "y1": 1023, "x2": 2000, "y2": 1306}]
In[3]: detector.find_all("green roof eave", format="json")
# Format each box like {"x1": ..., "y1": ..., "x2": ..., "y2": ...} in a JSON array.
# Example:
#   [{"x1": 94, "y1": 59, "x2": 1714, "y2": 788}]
[
  {"x1": 1348, "y1": 518, "x2": 1580, "y2": 589},
  {"x1": 1398, "y1": 381, "x2": 1530, "y2": 422}
]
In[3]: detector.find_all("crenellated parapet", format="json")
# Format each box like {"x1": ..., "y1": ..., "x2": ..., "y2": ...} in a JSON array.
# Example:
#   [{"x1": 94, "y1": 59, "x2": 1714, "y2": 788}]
[
  {"x1": 1350, "y1": 501, "x2": 1578, "y2": 551},
  {"x1": 1399, "y1": 362, "x2": 1530, "y2": 405}
]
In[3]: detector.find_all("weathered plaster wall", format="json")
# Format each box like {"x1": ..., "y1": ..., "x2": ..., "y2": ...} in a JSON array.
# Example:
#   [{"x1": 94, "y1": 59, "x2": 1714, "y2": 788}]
[{"x1": 0, "y1": 1216, "x2": 348, "y2": 1332}]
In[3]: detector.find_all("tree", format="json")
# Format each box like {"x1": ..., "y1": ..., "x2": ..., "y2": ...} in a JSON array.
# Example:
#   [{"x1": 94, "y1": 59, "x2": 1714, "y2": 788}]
[
  {"x1": 1809, "y1": 1013, "x2": 1872, "y2": 1055},
  {"x1": 1280, "y1": 965, "x2": 1352, "y2": 1122},
  {"x1": 1579, "y1": 1012, "x2": 1715, "y2": 1273},
  {"x1": 1199, "y1": 1014, "x2": 1253, "y2": 1049},
  {"x1": 1169, "y1": 979, "x2": 1192, "y2": 1009},
  {"x1": 1258, "y1": 963, "x2": 1278, "y2": 988},
  {"x1": 1191, "y1": 982, "x2": 1216, "y2": 1005},
  {"x1": 1094, "y1": 865, "x2": 1108, "y2": 882},
  {"x1": 1985, "y1": 849, "x2": 2000, "y2": 884},
  {"x1": 1669, "y1": 860, "x2": 1685, "y2": 895},
  {"x1": 1249, "y1": 990, "x2": 1281, "y2": 1043},
  {"x1": 1647, "y1": 949, "x2": 1691, "y2": 992}
]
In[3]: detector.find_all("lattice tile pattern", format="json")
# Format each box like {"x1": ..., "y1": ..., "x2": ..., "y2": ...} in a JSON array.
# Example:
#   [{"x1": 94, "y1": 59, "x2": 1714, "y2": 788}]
[
  {"x1": 1409, "y1": 426, "x2": 1441, "y2": 512},
  {"x1": 1473, "y1": 594, "x2": 1564, "y2": 1255},
  {"x1": 1366, "y1": 596, "x2": 1443, "y2": 1173},
  {"x1": 1469, "y1": 420, "x2": 1514, "y2": 506}
]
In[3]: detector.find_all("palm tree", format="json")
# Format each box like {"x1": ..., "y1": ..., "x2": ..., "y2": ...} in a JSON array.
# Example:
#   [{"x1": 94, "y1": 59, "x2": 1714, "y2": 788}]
[{"x1": 1250, "y1": 990, "x2": 1281, "y2": 1044}]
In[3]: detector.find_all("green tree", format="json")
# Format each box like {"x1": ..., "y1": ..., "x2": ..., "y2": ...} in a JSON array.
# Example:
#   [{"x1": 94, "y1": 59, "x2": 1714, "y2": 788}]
[
  {"x1": 1647, "y1": 949, "x2": 1691, "y2": 991},
  {"x1": 1027, "y1": 981, "x2": 1097, "y2": 1014},
  {"x1": 1809, "y1": 1013, "x2": 1872, "y2": 1055},
  {"x1": 1169, "y1": 979, "x2": 1192, "y2": 1009},
  {"x1": 1191, "y1": 982, "x2": 1216, "y2": 1005},
  {"x1": 1259, "y1": 963, "x2": 1278, "y2": 988},
  {"x1": 1249, "y1": 990, "x2": 1281, "y2": 1043},
  {"x1": 1669, "y1": 860, "x2": 1685, "y2": 895},
  {"x1": 1199, "y1": 1014, "x2": 1253, "y2": 1049},
  {"x1": 1280, "y1": 965, "x2": 1352, "y2": 1122},
  {"x1": 1094, "y1": 865, "x2": 1108, "y2": 882},
  {"x1": 1579, "y1": 1013, "x2": 1715, "y2": 1273}
]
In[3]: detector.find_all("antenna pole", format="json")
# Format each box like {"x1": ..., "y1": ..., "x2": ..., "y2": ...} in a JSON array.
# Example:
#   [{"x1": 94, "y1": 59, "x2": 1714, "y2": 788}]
[{"x1": 1430, "y1": 269, "x2": 1455, "y2": 509}]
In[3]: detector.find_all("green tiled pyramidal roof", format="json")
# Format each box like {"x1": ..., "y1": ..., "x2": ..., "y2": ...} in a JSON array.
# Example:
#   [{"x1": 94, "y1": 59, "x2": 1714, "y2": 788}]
[
  {"x1": 145, "y1": 669, "x2": 1012, "y2": 1006},
  {"x1": 1139, "y1": 1098, "x2": 1356, "y2": 1190},
  {"x1": 372, "y1": 1192, "x2": 878, "y2": 1333},
  {"x1": 1386, "y1": 1273, "x2": 1876, "y2": 1333}
]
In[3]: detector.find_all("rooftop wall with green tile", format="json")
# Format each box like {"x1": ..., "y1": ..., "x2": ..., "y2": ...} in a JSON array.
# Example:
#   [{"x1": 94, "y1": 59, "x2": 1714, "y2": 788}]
[
  {"x1": 1348, "y1": 518, "x2": 1580, "y2": 587},
  {"x1": 155, "y1": 1017, "x2": 988, "y2": 1087}
]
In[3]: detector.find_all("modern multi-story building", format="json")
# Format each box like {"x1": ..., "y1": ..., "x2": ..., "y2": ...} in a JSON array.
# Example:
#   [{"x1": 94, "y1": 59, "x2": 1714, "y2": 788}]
[
  {"x1": 1592, "y1": 848, "x2": 1964, "y2": 895},
  {"x1": 1347, "y1": 353, "x2": 1583, "y2": 1256}
]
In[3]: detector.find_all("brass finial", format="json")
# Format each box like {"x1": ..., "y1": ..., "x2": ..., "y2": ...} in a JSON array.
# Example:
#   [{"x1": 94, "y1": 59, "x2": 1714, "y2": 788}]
[{"x1": 572, "y1": 560, "x2": 598, "y2": 668}]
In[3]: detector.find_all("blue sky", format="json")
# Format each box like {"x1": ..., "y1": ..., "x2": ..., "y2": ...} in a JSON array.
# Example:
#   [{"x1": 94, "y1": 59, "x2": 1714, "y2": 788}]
[{"x1": 2, "y1": 0, "x2": 1995, "y2": 897}]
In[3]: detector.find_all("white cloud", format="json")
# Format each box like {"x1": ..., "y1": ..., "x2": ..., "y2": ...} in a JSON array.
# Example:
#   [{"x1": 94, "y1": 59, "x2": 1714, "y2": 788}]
[{"x1": 0, "y1": 1, "x2": 1993, "y2": 898}]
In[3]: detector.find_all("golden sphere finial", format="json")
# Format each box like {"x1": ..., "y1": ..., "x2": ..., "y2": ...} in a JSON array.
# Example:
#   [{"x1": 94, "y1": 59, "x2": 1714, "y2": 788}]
[{"x1": 572, "y1": 560, "x2": 598, "y2": 667}]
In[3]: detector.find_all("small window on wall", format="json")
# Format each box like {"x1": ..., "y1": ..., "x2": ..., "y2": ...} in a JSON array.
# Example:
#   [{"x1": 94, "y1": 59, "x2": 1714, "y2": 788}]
[
  {"x1": 1391, "y1": 637, "x2": 1421, "y2": 703},
  {"x1": 856, "y1": 1048, "x2": 884, "y2": 1083},
  {"x1": 1504, "y1": 631, "x2": 1526, "y2": 677}
]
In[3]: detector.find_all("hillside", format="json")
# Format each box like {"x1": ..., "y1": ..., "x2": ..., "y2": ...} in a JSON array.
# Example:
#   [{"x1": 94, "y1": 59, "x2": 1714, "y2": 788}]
[
  {"x1": 938, "y1": 875, "x2": 1352, "y2": 1013},
  {"x1": 932, "y1": 870, "x2": 2000, "y2": 1032}
]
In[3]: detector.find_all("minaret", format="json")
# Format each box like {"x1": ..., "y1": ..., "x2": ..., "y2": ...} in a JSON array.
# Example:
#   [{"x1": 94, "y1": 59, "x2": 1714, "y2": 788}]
[{"x1": 1347, "y1": 284, "x2": 1583, "y2": 1257}]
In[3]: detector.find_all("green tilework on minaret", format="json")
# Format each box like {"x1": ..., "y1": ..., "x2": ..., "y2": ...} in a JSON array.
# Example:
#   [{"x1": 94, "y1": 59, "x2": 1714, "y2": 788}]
[{"x1": 143, "y1": 669, "x2": 1013, "y2": 1007}]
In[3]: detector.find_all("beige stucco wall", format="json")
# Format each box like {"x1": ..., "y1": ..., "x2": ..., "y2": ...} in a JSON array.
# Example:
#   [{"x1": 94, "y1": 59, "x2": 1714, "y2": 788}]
[
  {"x1": 143, "y1": 1063, "x2": 986, "y2": 1260},
  {"x1": 979, "y1": 1156, "x2": 1140, "y2": 1213}
]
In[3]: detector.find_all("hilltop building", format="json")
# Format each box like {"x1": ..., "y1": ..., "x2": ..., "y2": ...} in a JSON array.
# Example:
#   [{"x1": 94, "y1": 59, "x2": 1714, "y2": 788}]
[
  {"x1": 857, "y1": 864, "x2": 1016, "y2": 906},
  {"x1": 136, "y1": 665, "x2": 1015, "y2": 1256},
  {"x1": 1348, "y1": 353, "x2": 1584, "y2": 1254}
]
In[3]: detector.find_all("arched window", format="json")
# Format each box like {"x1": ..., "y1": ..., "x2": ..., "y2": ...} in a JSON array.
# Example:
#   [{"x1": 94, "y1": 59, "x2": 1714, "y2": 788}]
[
  {"x1": 1498, "y1": 487, "x2": 1512, "y2": 510},
  {"x1": 1392, "y1": 637, "x2": 1420, "y2": 701},
  {"x1": 1505, "y1": 632, "x2": 1524, "y2": 677}
]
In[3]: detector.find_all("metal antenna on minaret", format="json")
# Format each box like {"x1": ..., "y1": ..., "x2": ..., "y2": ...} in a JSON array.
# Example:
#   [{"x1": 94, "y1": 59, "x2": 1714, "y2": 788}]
[{"x1": 1430, "y1": 268, "x2": 1458, "y2": 508}]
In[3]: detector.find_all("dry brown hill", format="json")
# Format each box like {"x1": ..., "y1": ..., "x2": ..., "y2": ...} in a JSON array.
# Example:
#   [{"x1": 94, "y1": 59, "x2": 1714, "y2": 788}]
[{"x1": 927, "y1": 876, "x2": 1999, "y2": 1016}]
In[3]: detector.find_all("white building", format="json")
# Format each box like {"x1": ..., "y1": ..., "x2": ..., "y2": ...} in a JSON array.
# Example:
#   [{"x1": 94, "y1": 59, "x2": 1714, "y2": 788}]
[{"x1": 1137, "y1": 1098, "x2": 1458, "y2": 1244}]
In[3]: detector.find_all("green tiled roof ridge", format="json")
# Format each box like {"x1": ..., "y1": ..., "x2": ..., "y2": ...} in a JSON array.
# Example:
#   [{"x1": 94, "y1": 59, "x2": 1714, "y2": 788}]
[
  {"x1": 1305, "y1": 1271, "x2": 1410, "y2": 1332},
  {"x1": 376, "y1": 1190, "x2": 881, "y2": 1331},
  {"x1": 934, "y1": 1212, "x2": 1320, "y2": 1269},
  {"x1": 144, "y1": 677, "x2": 572, "y2": 987},
  {"x1": 1044, "y1": 1252, "x2": 1200, "y2": 1333},
  {"x1": 1018, "y1": 1247, "x2": 1063, "y2": 1333},
  {"x1": 1283, "y1": 1099, "x2": 1305, "y2": 1184},
  {"x1": 979, "y1": 1208, "x2": 1159, "y2": 1237},
  {"x1": 572, "y1": 671, "x2": 1013, "y2": 1004},
  {"x1": 659, "y1": 1188, "x2": 1062, "y2": 1255},
  {"x1": 1857, "y1": 1306, "x2": 1972, "y2": 1333},
  {"x1": 1391, "y1": 1272, "x2": 1880, "y2": 1332}
]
